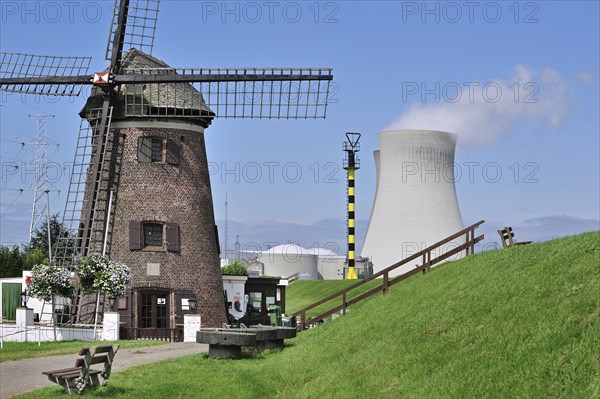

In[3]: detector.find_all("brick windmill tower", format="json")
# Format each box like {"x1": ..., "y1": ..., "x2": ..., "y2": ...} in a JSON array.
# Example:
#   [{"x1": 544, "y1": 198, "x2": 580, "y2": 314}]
[{"x1": 0, "y1": 0, "x2": 333, "y2": 334}]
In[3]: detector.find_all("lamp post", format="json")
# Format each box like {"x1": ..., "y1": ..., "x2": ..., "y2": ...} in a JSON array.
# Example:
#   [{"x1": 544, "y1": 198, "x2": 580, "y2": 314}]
[
  {"x1": 184, "y1": 295, "x2": 200, "y2": 343},
  {"x1": 20, "y1": 290, "x2": 28, "y2": 308},
  {"x1": 188, "y1": 297, "x2": 198, "y2": 313},
  {"x1": 108, "y1": 296, "x2": 116, "y2": 311}
]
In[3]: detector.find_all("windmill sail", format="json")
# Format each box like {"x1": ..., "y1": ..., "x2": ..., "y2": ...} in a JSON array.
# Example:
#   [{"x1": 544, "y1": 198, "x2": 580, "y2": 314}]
[
  {"x1": 73, "y1": 49, "x2": 334, "y2": 119},
  {"x1": 0, "y1": 52, "x2": 91, "y2": 96},
  {"x1": 121, "y1": 66, "x2": 333, "y2": 119},
  {"x1": 54, "y1": 107, "x2": 117, "y2": 264},
  {"x1": 105, "y1": 0, "x2": 160, "y2": 65}
]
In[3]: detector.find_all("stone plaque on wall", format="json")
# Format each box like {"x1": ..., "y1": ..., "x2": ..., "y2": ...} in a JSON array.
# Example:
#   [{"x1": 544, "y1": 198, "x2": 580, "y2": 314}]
[{"x1": 147, "y1": 263, "x2": 160, "y2": 276}]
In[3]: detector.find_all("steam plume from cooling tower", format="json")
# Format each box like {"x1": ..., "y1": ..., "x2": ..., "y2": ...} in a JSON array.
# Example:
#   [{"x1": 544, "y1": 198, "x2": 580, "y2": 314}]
[{"x1": 384, "y1": 66, "x2": 570, "y2": 148}]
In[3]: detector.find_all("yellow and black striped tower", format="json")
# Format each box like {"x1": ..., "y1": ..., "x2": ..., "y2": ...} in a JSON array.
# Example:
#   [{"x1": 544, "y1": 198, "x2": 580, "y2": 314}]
[{"x1": 343, "y1": 132, "x2": 361, "y2": 280}]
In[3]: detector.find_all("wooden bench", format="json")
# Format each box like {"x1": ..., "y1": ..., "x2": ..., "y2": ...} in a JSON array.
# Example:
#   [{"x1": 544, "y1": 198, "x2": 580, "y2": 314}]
[
  {"x1": 498, "y1": 227, "x2": 532, "y2": 248},
  {"x1": 42, "y1": 345, "x2": 119, "y2": 394}
]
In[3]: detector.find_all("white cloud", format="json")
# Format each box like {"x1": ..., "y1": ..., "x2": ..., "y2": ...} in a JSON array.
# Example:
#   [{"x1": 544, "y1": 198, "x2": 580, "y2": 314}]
[
  {"x1": 384, "y1": 65, "x2": 572, "y2": 148},
  {"x1": 575, "y1": 71, "x2": 596, "y2": 85}
]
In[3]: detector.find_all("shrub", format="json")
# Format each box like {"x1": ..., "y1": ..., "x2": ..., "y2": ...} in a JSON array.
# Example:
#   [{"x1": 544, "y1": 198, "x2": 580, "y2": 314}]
[{"x1": 221, "y1": 261, "x2": 248, "y2": 276}]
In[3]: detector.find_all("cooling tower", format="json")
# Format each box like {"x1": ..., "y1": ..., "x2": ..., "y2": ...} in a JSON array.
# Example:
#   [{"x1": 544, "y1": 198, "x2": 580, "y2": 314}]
[{"x1": 361, "y1": 130, "x2": 464, "y2": 277}]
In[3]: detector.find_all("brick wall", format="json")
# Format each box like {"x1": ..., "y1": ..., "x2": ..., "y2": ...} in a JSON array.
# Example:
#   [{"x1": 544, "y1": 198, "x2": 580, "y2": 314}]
[{"x1": 102, "y1": 123, "x2": 226, "y2": 328}]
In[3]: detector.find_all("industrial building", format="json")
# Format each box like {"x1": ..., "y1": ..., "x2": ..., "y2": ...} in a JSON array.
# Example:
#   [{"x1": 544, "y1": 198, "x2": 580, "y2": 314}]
[
  {"x1": 246, "y1": 245, "x2": 371, "y2": 280},
  {"x1": 258, "y1": 244, "x2": 319, "y2": 280}
]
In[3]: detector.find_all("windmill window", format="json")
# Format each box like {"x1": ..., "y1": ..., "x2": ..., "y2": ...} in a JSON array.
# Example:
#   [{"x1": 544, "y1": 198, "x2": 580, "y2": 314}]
[
  {"x1": 129, "y1": 221, "x2": 180, "y2": 253},
  {"x1": 150, "y1": 138, "x2": 162, "y2": 161},
  {"x1": 138, "y1": 137, "x2": 180, "y2": 165},
  {"x1": 143, "y1": 223, "x2": 163, "y2": 247}
]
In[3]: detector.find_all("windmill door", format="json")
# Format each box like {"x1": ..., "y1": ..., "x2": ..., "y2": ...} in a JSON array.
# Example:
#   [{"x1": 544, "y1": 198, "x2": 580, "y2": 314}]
[{"x1": 138, "y1": 290, "x2": 172, "y2": 340}]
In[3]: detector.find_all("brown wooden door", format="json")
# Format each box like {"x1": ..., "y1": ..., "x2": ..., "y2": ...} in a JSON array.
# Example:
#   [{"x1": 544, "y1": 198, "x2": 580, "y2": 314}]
[{"x1": 138, "y1": 290, "x2": 169, "y2": 339}]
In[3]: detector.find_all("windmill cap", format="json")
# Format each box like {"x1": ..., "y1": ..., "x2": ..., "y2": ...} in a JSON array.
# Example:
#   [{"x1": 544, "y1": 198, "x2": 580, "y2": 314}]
[{"x1": 80, "y1": 48, "x2": 214, "y2": 125}]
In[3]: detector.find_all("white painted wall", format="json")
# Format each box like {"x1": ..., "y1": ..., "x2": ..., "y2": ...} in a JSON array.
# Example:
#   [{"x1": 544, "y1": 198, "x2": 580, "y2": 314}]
[
  {"x1": 317, "y1": 256, "x2": 345, "y2": 280},
  {"x1": 1, "y1": 272, "x2": 69, "y2": 323}
]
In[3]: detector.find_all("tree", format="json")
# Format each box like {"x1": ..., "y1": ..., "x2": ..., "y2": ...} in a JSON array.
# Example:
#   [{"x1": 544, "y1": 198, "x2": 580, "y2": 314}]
[
  {"x1": 24, "y1": 247, "x2": 47, "y2": 269},
  {"x1": 0, "y1": 245, "x2": 25, "y2": 278},
  {"x1": 25, "y1": 214, "x2": 75, "y2": 260},
  {"x1": 0, "y1": 214, "x2": 73, "y2": 278},
  {"x1": 0, "y1": 246, "x2": 49, "y2": 278}
]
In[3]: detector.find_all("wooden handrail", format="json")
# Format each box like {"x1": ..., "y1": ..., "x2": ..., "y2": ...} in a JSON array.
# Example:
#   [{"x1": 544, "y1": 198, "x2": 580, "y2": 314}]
[{"x1": 291, "y1": 220, "x2": 485, "y2": 330}]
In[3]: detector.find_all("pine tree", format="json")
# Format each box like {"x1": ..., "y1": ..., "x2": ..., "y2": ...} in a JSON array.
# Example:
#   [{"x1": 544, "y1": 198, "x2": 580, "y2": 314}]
[
  {"x1": 25, "y1": 214, "x2": 75, "y2": 260},
  {"x1": 0, "y1": 245, "x2": 25, "y2": 278}
]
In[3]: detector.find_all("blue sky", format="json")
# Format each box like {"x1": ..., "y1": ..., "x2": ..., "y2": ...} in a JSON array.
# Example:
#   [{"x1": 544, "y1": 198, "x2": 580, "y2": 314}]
[{"x1": 1, "y1": 1, "x2": 599, "y2": 257}]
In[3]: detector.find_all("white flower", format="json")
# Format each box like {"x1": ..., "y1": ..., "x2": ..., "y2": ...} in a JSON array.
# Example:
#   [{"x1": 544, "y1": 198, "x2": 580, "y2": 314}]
[
  {"x1": 27, "y1": 264, "x2": 75, "y2": 302},
  {"x1": 75, "y1": 255, "x2": 131, "y2": 298}
]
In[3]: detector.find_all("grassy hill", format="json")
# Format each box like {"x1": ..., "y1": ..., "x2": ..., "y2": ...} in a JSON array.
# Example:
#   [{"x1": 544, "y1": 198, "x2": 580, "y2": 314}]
[
  {"x1": 285, "y1": 279, "x2": 382, "y2": 317},
  {"x1": 20, "y1": 231, "x2": 600, "y2": 398}
]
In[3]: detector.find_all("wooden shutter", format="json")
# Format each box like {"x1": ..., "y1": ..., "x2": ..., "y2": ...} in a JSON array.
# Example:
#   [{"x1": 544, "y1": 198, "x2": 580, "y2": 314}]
[
  {"x1": 138, "y1": 137, "x2": 152, "y2": 163},
  {"x1": 166, "y1": 139, "x2": 180, "y2": 165},
  {"x1": 129, "y1": 221, "x2": 143, "y2": 250},
  {"x1": 166, "y1": 223, "x2": 180, "y2": 252}
]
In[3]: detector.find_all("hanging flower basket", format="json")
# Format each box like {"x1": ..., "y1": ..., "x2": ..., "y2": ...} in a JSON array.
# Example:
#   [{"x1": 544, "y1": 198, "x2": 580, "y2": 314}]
[
  {"x1": 76, "y1": 255, "x2": 131, "y2": 298},
  {"x1": 26, "y1": 263, "x2": 76, "y2": 302}
]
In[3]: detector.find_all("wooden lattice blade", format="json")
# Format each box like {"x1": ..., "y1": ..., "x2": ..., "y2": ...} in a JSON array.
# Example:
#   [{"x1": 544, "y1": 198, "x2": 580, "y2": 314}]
[
  {"x1": 119, "y1": 67, "x2": 334, "y2": 119},
  {"x1": 106, "y1": 0, "x2": 160, "y2": 66},
  {"x1": 77, "y1": 98, "x2": 115, "y2": 257},
  {"x1": 114, "y1": 68, "x2": 333, "y2": 83},
  {"x1": 0, "y1": 52, "x2": 92, "y2": 96}
]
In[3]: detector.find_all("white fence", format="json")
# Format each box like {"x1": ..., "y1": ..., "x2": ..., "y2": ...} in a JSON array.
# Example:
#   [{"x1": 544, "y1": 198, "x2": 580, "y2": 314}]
[
  {"x1": 0, "y1": 323, "x2": 102, "y2": 345},
  {"x1": 0, "y1": 309, "x2": 121, "y2": 347}
]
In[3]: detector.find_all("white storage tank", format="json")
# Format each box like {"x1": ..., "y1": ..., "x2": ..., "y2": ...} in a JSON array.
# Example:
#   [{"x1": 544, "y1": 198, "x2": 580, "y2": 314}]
[
  {"x1": 259, "y1": 244, "x2": 319, "y2": 280},
  {"x1": 361, "y1": 130, "x2": 464, "y2": 276}
]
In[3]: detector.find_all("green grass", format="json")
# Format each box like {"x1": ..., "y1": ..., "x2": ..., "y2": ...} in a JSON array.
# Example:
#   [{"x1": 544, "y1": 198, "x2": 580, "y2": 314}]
[
  {"x1": 285, "y1": 279, "x2": 381, "y2": 318},
  {"x1": 0, "y1": 339, "x2": 167, "y2": 362},
  {"x1": 16, "y1": 231, "x2": 600, "y2": 398}
]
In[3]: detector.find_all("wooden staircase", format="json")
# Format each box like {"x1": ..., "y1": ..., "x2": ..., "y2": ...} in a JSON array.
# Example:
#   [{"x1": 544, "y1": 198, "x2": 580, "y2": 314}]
[{"x1": 291, "y1": 220, "x2": 485, "y2": 330}]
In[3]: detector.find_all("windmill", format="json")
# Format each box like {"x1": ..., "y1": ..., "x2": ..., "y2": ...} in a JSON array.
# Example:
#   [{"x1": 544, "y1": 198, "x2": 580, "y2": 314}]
[{"x1": 0, "y1": 0, "x2": 333, "y2": 332}]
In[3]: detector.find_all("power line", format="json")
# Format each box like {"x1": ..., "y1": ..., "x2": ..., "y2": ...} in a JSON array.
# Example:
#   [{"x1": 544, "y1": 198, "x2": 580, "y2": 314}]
[{"x1": 0, "y1": 190, "x2": 24, "y2": 219}]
